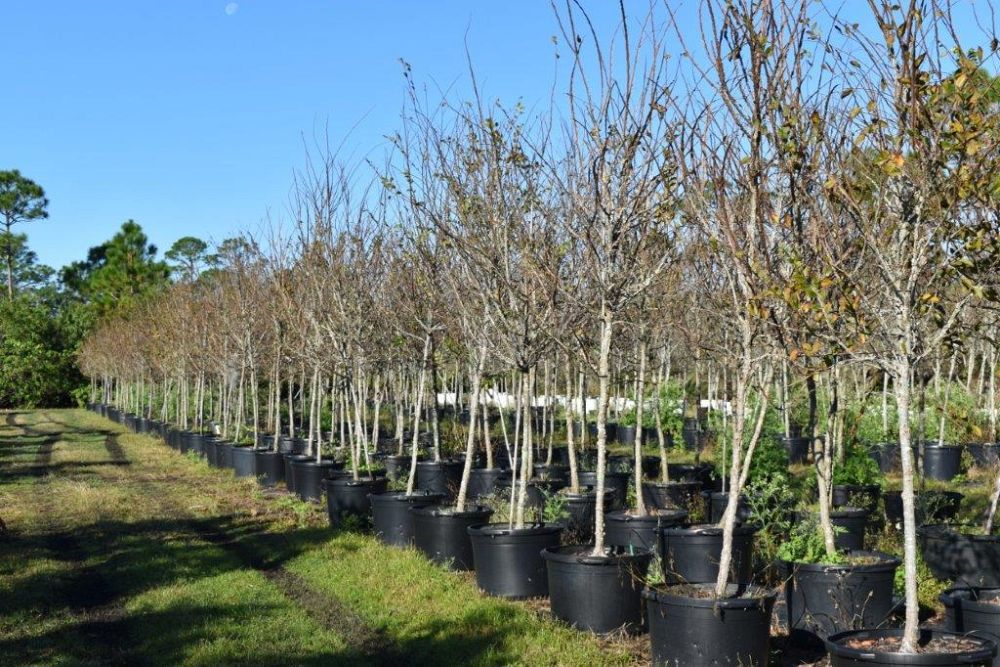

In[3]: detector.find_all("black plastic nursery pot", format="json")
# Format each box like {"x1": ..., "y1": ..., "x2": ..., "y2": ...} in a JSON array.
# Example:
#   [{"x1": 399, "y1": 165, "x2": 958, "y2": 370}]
[
  {"x1": 578, "y1": 471, "x2": 630, "y2": 510},
  {"x1": 282, "y1": 453, "x2": 312, "y2": 494},
  {"x1": 667, "y1": 463, "x2": 718, "y2": 490},
  {"x1": 253, "y1": 449, "x2": 284, "y2": 487},
  {"x1": 325, "y1": 476, "x2": 388, "y2": 528},
  {"x1": 415, "y1": 460, "x2": 465, "y2": 498},
  {"x1": 969, "y1": 444, "x2": 1000, "y2": 469},
  {"x1": 468, "y1": 523, "x2": 564, "y2": 599},
  {"x1": 383, "y1": 454, "x2": 415, "y2": 482},
  {"x1": 411, "y1": 504, "x2": 493, "y2": 571},
  {"x1": 277, "y1": 436, "x2": 306, "y2": 455},
  {"x1": 603, "y1": 509, "x2": 688, "y2": 554},
  {"x1": 923, "y1": 443, "x2": 964, "y2": 482},
  {"x1": 641, "y1": 455, "x2": 661, "y2": 479},
  {"x1": 541, "y1": 545, "x2": 652, "y2": 634},
  {"x1": 781, "y1": 436, "x2": 811, "y2": 464},
  {"x1": 370, "y1": 491, "x2": 445, "y2": 546},
  {"x1": 641, "y1": 481, "x2": 702, "y2": 512},
  {"x1": 707, "y1": 492, "x2": 752, "y2": 524},
  {"x1": 617, "y1": 425, "x2": 637, "y2": 446},
  {"x1": 919, "y1": 525, "x2": 1000, "y2": 588},
  {"x1": 230, "y1": 446, "x2": 256, "y2": 478},
  {"x1": 495, "y1": 478, "x2": 568, "y2": 510},
  {"x1": 941, "y1": 587, "x2": 1000, "y2": 664},
  {"x1": 216, "y1": 441, "x2": 234, "y2": 470},
  {"x1": 825, "y1": 628, "x2": 997, "y2": 666},
  {"x1": 833, "y1": 484, "x2": 882, "y2": 515},
  {"x1": 644, "y1": 585, "x2": 776, "y2": 666},
  {"x1": 827, "y1": 508, "x2": 869, "y2": 552},
  {"x1": 466, "y1": 468, "x2": 506, "y2": 500},
  {"x1": 884, "y1": 491, "x2": 963, "y2": 526},
  {"x1": 872, "y1": 442, "x2": 902, "y2": 474},
  {"x1": 533, "y1": 463, "x2": 569, "y2": 481},
  {"x1": 293, "y1": 459, "x2": 340, "y2": 502},
  {"x1": 785, "y1": 551, "x2": 900, "y2": 645},
  {"x1": 204, "y1": 437, "x2": 220, "y2": 466},
  {"x1": 659, "y1": 524, "x2": 757, "y2": 585},
  {"x1": 562, "y1": 490, "x2": 614, "y2": 543},
  {"x1": 187, "y1": 432, "x2": 205, "y2": 457}
]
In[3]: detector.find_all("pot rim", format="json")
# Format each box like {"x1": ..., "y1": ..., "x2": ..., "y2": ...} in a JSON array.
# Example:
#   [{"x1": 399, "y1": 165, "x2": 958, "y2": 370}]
[
  {"x1": 467, "y1": 522, "x2": 565, "y2": 537},
  {"x1": 825, "y1": 628, "x2": 997, "y2": 663},
  {"x1": 940, "y1": 586, "x2": 1000, "y2": 609},
  {"x1": 328, "y1": 476, "x2": 386, "y2": 487},
  {"x1": 605, "y1": 508, "x2": 689, "y2": 523},
  {"x1": 409, "y1": 504, "x2": 493, "y2": 519},
  {"x1": 540, "y1": 543, "x2": 653, "y2": 566},
  {"x1": 642, "y1": 584, "x2": 777, "y2": 609},
  {"x1": 784, "y1": 549, "x2": 901, "y2": 573},
  {"x1": 660, "y1": 523, "x2": 758, "y2": 537},
  {"x1": 642, "y1": 480, "x2": 702, "y2": 488}
]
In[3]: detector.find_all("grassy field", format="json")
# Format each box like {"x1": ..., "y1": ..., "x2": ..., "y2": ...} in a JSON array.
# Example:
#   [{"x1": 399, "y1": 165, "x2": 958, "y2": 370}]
[{"x1": 0, "y1": 409, "x2": 640, "y2": 666}]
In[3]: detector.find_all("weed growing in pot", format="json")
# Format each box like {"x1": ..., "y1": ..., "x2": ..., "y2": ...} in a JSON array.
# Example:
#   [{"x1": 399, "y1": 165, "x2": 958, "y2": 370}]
[
  {"x1": 777, "y1": 517, "x2": 846, "y2": 565},
  {"x1": 833, "y1": 447, "x2": 883, "y2": 487},
  {"x1": 542, "y1": 490, "x2": 568, "y2": 524},
  {"x1": 745, "y1": 475, "x2": 795, "y2": 565}
]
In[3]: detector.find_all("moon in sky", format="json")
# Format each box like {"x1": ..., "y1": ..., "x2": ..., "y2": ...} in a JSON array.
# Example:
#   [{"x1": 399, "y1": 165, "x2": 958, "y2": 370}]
[{"x1": 224, "y1": 2, "x2": 239, "y2": 16}]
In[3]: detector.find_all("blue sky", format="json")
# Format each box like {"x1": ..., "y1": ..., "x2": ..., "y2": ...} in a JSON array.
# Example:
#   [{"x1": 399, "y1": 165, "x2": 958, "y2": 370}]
[
  {"x1": 2, "y1": 1, "x2": 625, "y2": 269},
  {"x1": 3, "y1": 2, "x2": 994, "y2": 271}
]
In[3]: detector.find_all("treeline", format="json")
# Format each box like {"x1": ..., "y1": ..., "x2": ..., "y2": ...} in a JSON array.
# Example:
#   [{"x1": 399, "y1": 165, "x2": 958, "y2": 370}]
[{"x1": 0, "y1": 171, "x2": 224, "y2": 407}]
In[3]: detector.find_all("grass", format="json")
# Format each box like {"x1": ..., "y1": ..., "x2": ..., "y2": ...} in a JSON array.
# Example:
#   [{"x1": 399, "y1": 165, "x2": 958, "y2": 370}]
[{"x1": 0, "y1": 409, "x2": 639, "y2": 666}]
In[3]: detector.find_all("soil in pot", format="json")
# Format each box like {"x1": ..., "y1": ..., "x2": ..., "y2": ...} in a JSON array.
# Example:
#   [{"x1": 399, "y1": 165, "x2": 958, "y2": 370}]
[
  {"x1": 325, "y1": 476, "x2": 388, "y2": 528},
  {"x1": 785, "y1": 551, "x2": 900, "y2": 646},
  {"x1": 644, "y1": 584, "x2": 776, "y2": 666},
  {"x1": 411, "y1": 504, "x2": 493, "y2": 571},
  {"x1": 825, "y1": 628, "x2": 997, "y2": 666},
  {"x1": 370, "y1": 491, "x2": 445, "y2": 546},
  {"x1": 920, "y1": 525, "x2": 1000, "y2": 588},
  {"x1": 468, "y1": 523, "x2": 564, "y2": 598},
  {"x1": 541, "y1": 545, "x2": 652, "y2": 634},
  {"x1": 659, "y1": 524, "x2": 757, "y2": 585},
  {"x1": 253, "y1": 448, "x2": 284, "y2": 487},
  {"x1": 293, "y1": 460, "x2": 341, "y2": 502},
  {"x1": 604, "y1": 509, "x2": 688, "y2": 554},
  {"x1": 578, "y1": 471, "x2": 629, "y2": 510},
  {"x1": 416, "y1": 460, "x2": 465, "y2": 498}
]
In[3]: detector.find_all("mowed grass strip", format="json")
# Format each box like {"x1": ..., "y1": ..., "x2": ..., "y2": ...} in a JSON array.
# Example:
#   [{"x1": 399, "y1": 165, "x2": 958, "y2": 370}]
[
  {"x1": 2, "y1": 410, "x2": 640, "y2": 666},
  {"x1": 0, "y1": 410, "x2": 350, "y2": 666}
]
